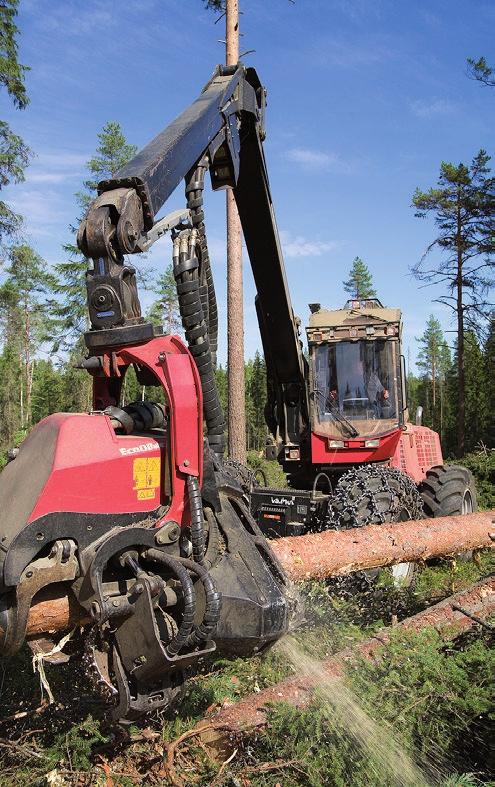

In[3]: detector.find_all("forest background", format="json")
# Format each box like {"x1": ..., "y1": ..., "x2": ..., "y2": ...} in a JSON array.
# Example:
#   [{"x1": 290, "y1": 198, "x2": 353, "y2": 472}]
[{"x1": 0, "y1": 1, "x2": 493, "y2": 473}]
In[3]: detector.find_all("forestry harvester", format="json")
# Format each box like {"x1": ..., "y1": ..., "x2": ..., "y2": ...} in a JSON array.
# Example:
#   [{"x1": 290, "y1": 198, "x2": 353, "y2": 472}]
[{"x1": 0, "y1": 64, "x2": 476, "y2": 720}]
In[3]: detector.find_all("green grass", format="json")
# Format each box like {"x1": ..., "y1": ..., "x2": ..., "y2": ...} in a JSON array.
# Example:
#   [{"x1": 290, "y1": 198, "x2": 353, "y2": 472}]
[{"x1": 242, "y1": 629, "x2": 493, "y2": 787}]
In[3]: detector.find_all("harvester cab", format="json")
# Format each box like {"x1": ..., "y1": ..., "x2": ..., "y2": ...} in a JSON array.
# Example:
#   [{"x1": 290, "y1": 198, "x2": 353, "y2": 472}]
[{"x1": 307, "y1": 298, "x2": 405, "y2": 463}]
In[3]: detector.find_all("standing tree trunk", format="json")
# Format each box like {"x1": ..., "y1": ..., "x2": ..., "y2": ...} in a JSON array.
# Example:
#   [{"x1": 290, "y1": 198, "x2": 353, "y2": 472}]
[
  {"x1": 23, "y1": 297, "x2": 32, "y2": 428},
  {"x1": 456, "y1": 194, "x2": 465, "y2": 457},
  {"x1": 226, "y1": 0, "x2": 246, "y2": 463}
]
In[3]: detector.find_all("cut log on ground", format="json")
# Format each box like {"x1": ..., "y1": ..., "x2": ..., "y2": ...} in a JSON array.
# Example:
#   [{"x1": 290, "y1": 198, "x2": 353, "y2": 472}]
[
  {"x1": 197, "y1": 575, "x2": 495, "y2": 748},
  {"x1": 1, "y1": 510, "x2": 492, "y2": 642},
  {"x1": 270, "y1": 510, "x2": 495, "y2": 582}
]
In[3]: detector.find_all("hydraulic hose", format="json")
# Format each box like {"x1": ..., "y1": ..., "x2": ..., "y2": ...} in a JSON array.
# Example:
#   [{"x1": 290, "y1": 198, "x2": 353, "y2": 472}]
[
  {"x1": 104, "y1": 401, "x2": 166, "y2": 434},
  {"x1": 143, "y1": 551, "x2": 196, "y2": 657},
  {"x1": 187, "y1": 474, "x2": 206, "y2": 566},
  {"x1": 145, "y1": 549, "x2": 221, "y2": 650},
  {"x1": 172, "y1": 225, "x2": 225, "y2": 457},
  {"x1": 175, "y1": 557, "x2": 221, "y2": 647},
  {"x1": 185, "y1": 157, "x2": 219, "y2": 369}
]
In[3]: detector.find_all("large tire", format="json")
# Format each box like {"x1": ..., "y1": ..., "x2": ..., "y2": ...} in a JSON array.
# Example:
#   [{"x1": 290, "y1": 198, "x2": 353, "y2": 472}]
[
  {"x1": 419, "y1": 465, "x2": 477, "y2": 517},
  {"x1": 328, "y1": 465, "x2": 424, "y2": 588}
]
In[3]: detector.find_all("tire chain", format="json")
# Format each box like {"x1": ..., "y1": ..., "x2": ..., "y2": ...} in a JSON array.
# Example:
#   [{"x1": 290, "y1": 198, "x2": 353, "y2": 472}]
[
  {"x1": 321, "y1": 465, "x2": 424, "y2": 597},
  {"x1": 325, "y1": 464, "x2": 424, "y2": 531}
]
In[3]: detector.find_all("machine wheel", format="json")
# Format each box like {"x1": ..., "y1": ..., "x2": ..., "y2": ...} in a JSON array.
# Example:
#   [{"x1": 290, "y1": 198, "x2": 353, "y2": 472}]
[
  {"x1": 419, "y1": 465, "x2": 477, "y2": 518},
  {"x1": 329, "y1": 465, "x2": 424, "y2": 587}
]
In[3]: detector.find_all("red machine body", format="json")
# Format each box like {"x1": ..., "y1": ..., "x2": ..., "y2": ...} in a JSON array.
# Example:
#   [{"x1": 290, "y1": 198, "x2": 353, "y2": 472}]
[
  {"x1": 310, "y1": 424, "x2": 443, "y2": 484},
  {"x1": 7, "y1": 335, "x2": 203, "y2": 555},
  {"x1": 390, "y1": 423, "x2": 444, "y2": 484},
  {"x1": 310, "y1": 427, "x2": 402, "y2": 467},
  {"x1": 28, "y1": 413, "x2": 164, "y2": 521}
]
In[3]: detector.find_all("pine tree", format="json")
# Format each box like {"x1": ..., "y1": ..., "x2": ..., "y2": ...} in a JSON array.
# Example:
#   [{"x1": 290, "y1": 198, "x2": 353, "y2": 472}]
[
  {"x1": 0, "y1": 0, "x2": 31, "y2": 245},
  {"x1": 412, "y1": 150, "x2": 495, "y2": 457},
  {"x1": 0, "y1": 244, "x2": 56, "y2": 428},
  {"x1": 416, "y1": 316, "x2": 451, "y2": 440},
  {"x1": 343, "y1": 257, "x2": 377, "y2": 300},
  {"x1": 51, "y1": 122, "x2": 137, "y2": 350},
  {"x1": 467, "y1": 56, "x2": 495, "y2": 87},
  {"x1": 77, "y1": 122, "x2": 138, "y2": 213}
]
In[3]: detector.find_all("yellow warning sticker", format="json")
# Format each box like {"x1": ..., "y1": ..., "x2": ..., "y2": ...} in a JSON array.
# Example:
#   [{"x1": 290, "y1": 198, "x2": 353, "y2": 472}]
[
  {"x1": 133, "y1": 457, "x2": 160, "y2": 501},
  {"x1": 137, "y1": 488, "x2": 157, "y2": 500}
]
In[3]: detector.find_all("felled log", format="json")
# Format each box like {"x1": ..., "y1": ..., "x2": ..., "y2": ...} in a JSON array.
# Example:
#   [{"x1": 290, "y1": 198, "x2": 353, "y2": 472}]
[
  {"x1": 198, "y1": 575, "x2": 495, "y2": 746},
  {"x1": 1, "y1": 509, "x2": 493, "y2": 641},
  {"x1": 270, "y1": 509, "x2": 495, "y2": 582}
]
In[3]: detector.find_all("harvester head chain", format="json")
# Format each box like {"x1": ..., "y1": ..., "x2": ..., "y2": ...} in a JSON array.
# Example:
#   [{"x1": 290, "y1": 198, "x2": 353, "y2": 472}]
[{"x1": 83, "y1": 625, "x2": 119, "y2": 705}]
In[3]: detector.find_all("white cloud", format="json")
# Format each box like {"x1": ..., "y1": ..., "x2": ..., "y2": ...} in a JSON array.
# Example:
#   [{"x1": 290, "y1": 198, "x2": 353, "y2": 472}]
[
  {"x1": 9, "y1": 189, "x2": 65, "y2": 225},
  {"x1": 24, "y1": 150, "x2": 89, "y2": 188},
  {"x1": 193, "y1": 230, "x2": 339, "y2": 261},
  {"x1": 409, "y1": 98, "x2": 456, "y2": 118},
  {"x1": 280, "y1": 230, "x2": 340, "y2": 259},
  {"x1": 285, "y1": 147, "x2": 353, "y2": 174}
]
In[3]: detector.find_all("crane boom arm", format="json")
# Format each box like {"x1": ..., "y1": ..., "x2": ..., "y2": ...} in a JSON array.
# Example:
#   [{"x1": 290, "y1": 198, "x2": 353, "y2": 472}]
[{"x1": 78, "y1": 63, "x2": 308, "y2": 450}]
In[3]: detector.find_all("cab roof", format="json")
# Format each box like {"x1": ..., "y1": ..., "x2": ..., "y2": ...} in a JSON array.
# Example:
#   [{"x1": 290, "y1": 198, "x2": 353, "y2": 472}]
[{"x1": 308, "y1": 302, "x2": 401, "y2": 330}]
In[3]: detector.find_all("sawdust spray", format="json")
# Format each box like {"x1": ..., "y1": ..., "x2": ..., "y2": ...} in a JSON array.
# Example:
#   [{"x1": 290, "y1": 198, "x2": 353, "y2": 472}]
[{"x1": 278, "y1": 635, "x2": 432, "y2": 786}]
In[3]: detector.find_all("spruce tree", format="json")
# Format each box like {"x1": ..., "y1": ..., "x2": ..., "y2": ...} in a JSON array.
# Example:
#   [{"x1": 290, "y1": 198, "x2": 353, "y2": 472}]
[
  {"x1": 147, "y1": 264, "x2": 180, "y2": 334},
  {"x1": 343, "y1": 257, "x2": 377, "y2": 300},
  {"x1": 0, "y1": 244, "x2": 56, "y2": 428},
  {"x1": 412, "y1": 150, "x2": 495, "y2": 457},
  {"x1": 463, "y1": 332, "x2": 488, "y2": 453},
  {"x1": 0, "y1": 0, "x2": 31, "y2": 245},
  {"x1": 0, "y1": 343, "x2": 22, "y2": 460},
  {"x1": 483, "y1": 312, "x2": 495, "y2": 447},
  {"x1": 416, "y1": 316, "x2": 451, "y2": 440},
  {"x1": 249, "y1": 351, "x2": 267, "y2": 451},
  {"x1": 51, "y1": 122, "x2": 137, "y2": 351},
  {"x1": 446, "y1": 332, "x2": 489, "y2": 455},
  {"x1": 31, "y1": 360, "x2": 64, "y2": 424}
]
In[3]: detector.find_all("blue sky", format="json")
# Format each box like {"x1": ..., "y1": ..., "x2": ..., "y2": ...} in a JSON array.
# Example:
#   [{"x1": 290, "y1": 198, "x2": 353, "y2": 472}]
[{"x1": 2, "y1": 0, "x2": 494, "y2": 368}]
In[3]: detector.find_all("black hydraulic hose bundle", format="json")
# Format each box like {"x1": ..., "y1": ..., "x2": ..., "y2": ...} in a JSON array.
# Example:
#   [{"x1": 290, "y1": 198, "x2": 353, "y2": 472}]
[
  {"x1": 185, "y1": 156, "x2": 219, "y2": 369},
  {"x1": 172, "y1": 170, "x2": 226, "y2": 457},
  {"x1": 177, "y1": 556, "x2": 221, "y2": 647},
  {"x1": 186, "y1": 474, "x2": 206, "y2": 566},
  {"x1": 143, "y1": 550, "x2": 196, "y2": 657},
  {"x1": 145, "y1": 544, "x2": 221, "y2": 649}
]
